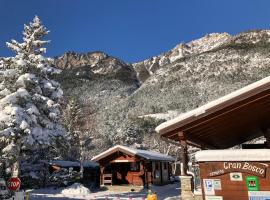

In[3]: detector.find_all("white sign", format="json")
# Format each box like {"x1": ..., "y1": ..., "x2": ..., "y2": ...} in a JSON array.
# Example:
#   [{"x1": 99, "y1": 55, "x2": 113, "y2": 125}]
[
  {"x1": 205, "y1": 196, "x2": 223, "y2": 200},
  {"x1": 230, "y1": 172, "x2": 243, "y2": 181},
  {"x1": 248, "y1": 191, "x2": 270, "y2": 200},
  {"x1": 13, "y1": 191, "x2": 25, "y2": 200},
  {"x1": 213, "y1": 179, "x2": 221, "y2": 190},
  {"x1": 203, "y1": 179, "x2": 215, "y2": 195},
  {"x1": 114, "y1": 160, "x2": 130, "y2": 163}
]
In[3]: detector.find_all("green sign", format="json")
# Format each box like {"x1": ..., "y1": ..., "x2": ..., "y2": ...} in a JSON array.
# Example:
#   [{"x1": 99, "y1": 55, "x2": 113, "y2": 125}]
[{"x1": 246, "y1": 176, "x2": 259, "y2": 191}]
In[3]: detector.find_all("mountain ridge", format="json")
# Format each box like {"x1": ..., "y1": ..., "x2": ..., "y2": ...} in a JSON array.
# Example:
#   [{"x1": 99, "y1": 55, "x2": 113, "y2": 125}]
[{"x1": 53, "y1": 29, "x2": 270, "y2": 157}]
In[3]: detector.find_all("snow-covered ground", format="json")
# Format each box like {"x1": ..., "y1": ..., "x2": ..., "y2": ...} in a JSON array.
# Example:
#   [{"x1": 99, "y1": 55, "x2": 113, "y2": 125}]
[{"x1": 29, "y1": 182, "x2": 181, "y2": 200}]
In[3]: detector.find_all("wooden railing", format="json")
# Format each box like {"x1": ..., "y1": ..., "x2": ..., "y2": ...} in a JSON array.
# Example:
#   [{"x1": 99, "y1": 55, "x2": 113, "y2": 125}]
[{"x1": 103, "y1": 173, "x2": 112, "y2": 185}]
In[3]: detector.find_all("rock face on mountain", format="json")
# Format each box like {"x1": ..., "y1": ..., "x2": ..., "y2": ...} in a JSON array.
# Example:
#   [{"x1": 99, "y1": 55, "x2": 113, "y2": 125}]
[
  {"x1": 133, "y1": 33, "x2": 231, "y2": 83},
  {"x1": 54, "y1": 30, "x2": 270, "y2": 157},
  {"x1": 133, "y1": 30, "x2": 270, "y2": 83},
  {"x1": 54, "y1": 51, "x2": 138, "y2": 83}
]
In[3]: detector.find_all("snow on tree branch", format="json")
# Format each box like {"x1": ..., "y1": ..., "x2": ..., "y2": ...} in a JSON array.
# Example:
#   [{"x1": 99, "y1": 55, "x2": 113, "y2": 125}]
[{"x1": 0, "y1": 16, "x2": 67, "y2": 178}]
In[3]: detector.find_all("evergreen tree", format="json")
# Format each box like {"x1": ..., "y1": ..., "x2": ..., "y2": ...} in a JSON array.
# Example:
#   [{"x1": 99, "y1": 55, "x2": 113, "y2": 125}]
[
  {"x1": 62, "y1": 98, "x2": 82, "y2": 159},
  {"x1": 0, "y1": 16, "x2": 66, "y2": 178},
  {"x1": 62, "y1": 98, "x2": 95, "y2": 177}
]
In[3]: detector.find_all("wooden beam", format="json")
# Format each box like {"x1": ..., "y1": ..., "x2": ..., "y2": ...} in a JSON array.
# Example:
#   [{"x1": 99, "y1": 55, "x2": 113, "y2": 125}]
[
  {"x1": 161, "y1": 136, "x2": 206, "y2": 149},
  {"x1": 100, "y1": 166, "x2": 104, "y2": 185},
  {"x1": 178, "y1": 131, "x2": 185, "y2": 140},
  {"x1": 169, "y1": 133, "x2": 217, "y2": 149}
]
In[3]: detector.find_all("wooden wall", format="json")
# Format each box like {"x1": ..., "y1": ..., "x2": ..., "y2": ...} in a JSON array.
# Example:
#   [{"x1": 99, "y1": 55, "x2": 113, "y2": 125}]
[
  {"x1": 99, "y1": 152, "x2": 146, "y2": 186},
  {"x1": 199, "y1": 161, "x2": 270, "y2": 200},
  {"x1": 98, "y1": 151, "x2": 171, "y2": 186}
]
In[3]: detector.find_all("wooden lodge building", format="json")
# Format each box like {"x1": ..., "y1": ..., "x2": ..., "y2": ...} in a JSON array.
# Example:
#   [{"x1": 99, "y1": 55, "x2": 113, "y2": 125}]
[
  {"x1": 91, "y1": 145, "x2": 175, "y2": 186},
  {"x1": 155, "y1": 76, "x2": 270, "y2": 200}
]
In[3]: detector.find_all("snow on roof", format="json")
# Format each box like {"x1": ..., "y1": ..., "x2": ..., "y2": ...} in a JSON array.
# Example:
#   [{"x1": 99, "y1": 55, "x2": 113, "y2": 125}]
[
  {"x1": 156, "y1": 75, "x2": 270, "y2": 134},
  {"x1": 195, "y1": 149, "x2": 270, "y2": 162},
  {"x1": 51, "y1": 160, "x2": 80, "y2": 167},
  {"x1": 51, "y1": 160, "x2": 99, "y2": 168},
  {"x1": 83, "y1": 160, "x2": 99, "y2": 168},
  {"x1": 91, "y1": 145, "x2": 175, "y2": 162}
]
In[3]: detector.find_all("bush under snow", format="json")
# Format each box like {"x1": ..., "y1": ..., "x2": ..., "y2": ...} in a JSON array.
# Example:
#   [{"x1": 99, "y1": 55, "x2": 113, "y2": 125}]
[{"x1": 61, "y1": 183, "x2": 91, "y2": 195}]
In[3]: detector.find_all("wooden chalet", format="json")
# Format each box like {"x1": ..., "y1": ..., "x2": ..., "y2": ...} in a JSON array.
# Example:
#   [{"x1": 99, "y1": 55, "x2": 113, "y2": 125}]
[
  {"x1": 155, "y1": 76, "x2": 270, "y2": 200},
  {"x1": 91, "y1": 145, "x2": 175, "y2": 186}
]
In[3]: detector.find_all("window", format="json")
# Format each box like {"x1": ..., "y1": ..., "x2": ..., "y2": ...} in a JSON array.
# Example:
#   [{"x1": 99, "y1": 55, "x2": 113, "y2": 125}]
[{"x1": 130, "y1": 162, "x2": 140, "y2": 172}]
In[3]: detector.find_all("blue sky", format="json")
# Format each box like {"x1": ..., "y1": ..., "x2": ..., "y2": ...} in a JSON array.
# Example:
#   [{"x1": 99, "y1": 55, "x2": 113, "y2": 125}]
[{"x1": 0, "y1": 0, "x2": 270, "y2": 62}]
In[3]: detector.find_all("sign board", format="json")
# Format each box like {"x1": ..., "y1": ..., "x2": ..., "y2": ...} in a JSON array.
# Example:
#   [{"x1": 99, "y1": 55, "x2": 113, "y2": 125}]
[
  {"x1": 7, "y1": 177, "x2": 21, "y2": 191},
  {"x1": 246, "y1": 176, "x2": 259, "y2": 191},
  {"x1": 213, "y1": 179, "x2": 222, "y2": 190},
  {"x1": 203, "y1": 179, "x2": 215, "y2": 195},
  {"x1": 205, "y1": 196, "x2": 223, "y2": 200},
  {"x1": 248, "y1": 191, "x2": 270, "y2": 200},
  {"x1": 230, "y1": 172, "x2": 243, "y2": 181},
  {"x1": 13, "y1": 191, "x2": 25, "y2": 200},
  {"x1": 206, "y1": 162, "x2": 266, "y2": 177}
]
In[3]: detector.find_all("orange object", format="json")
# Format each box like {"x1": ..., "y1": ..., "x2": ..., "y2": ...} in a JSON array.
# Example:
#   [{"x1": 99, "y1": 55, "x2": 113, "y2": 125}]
[{"x1": 147, "y1": 193, "x2": 157, "y2": 200}]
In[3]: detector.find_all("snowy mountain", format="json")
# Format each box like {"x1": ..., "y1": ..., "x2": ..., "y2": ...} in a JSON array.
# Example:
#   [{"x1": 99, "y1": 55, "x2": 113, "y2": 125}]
[
  {"x1": 54, "y1": 29, "x2": 270, "y2": 157},
  {"x1": 133, "y1": 32, "x2": 231, "y2": 83},
  {"x1": 53, "y1": 51, "x2": 138, "y2": 79},
  {"x1": 133, "y1": 30, "x2": 270, "y2": 83}
]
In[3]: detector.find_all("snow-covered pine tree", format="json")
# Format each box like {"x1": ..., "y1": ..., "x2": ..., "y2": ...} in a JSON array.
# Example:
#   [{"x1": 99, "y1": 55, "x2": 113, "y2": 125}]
[
  {"x1": 62, "y1": 98, "x2": 95, "y2": 177},
  {"x1": 62, "y1": 98, "x2": 82, "y2": 160},
  {"x1": 0, "y1": 16, "x2": 66, "y2": 179}
]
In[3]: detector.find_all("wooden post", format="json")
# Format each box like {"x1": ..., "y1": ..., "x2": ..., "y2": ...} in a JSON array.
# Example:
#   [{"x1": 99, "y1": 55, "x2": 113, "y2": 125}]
[
  {"x1": 178, "y1": 132, "x2": 188, "y2": 176},
  {"x1": 178, "y1": 132, "x2": 194, "y2": 200},
  {"x1": 100, "y1": 166, "x2": 104, "y2": 185},
  {"x1": 142, "y1": 161, "x2": 148, "y2": 188},
  {"x1": 160, "y1": 162, "x2": 163, "y2": 184},
  {"x1": 150, "y1": 161, "x2": 153, "y2": 185},
  {"x1": 144, "y1": 162, "x2": 149, "y2": 189}
]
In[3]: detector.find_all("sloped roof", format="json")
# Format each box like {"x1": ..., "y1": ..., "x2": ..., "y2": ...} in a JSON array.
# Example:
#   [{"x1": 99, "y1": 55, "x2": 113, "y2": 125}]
[
  {"x1": 91, "y1": 145, "x2": 175, "y2": 162},
  {"x1": 51, "y1": 160, "x2": 99, "y2": 168},
  {"x1": 155, "y1": 76, "x2": 270, "y2": 149}
]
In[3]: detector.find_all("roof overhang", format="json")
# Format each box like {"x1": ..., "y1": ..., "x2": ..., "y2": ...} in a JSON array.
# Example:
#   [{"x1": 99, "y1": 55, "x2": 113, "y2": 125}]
[
  {"x1": 156, "y1": 76, "x2": 270, "y2": 149},
  {"x1": 196, "y1": 149, "x2": 270, "y2": 162},
  {"x1": 91, "y1": 145, "x2": 175, "y2": 162},
  {"x1": 91, "y1": 145, "x2": 136, "y2": 162}
]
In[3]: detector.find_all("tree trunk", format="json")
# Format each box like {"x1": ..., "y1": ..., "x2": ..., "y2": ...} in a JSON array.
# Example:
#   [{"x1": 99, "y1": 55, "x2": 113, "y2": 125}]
[
  {"x1": 79, "y1": 134, "x2": 84, "y2": 178},
  {"x1": 12, "y1": 139, "x2": 21, "y2": 177}
]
